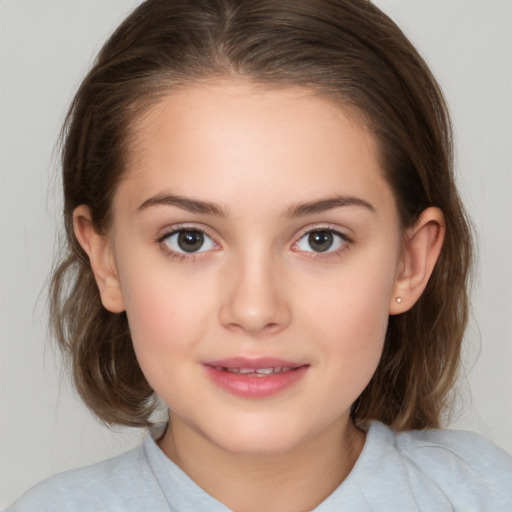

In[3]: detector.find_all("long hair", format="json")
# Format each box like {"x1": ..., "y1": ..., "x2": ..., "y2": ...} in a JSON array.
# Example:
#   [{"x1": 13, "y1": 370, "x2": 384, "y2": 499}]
[{"x1": 50, "y1": 0, "x2": 473, "y2": 429}]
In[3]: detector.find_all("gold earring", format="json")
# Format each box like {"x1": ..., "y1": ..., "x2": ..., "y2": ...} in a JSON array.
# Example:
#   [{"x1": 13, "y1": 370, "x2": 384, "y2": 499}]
[{"x1": 396, "y1": 297, "x2": 402, "y2": 304}]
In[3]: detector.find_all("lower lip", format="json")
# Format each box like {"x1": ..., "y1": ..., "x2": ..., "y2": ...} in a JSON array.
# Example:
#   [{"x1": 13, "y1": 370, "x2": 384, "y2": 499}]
[{"x1": 203, "y1": 365, "x2": 309, "y2": 398}]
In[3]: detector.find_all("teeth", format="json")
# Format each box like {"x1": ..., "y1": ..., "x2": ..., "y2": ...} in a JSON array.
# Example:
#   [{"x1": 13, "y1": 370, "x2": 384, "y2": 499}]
[{"x1": 221, "y1": 367, "x2": 292, "y2": 375}]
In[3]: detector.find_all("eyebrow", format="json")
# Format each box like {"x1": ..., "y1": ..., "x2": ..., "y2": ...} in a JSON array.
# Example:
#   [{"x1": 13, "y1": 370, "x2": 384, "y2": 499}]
[
  {"x1": 137, "y1": 193, "x2": 228, "y2": 216},
  {"x1": 136, "y1": 192, "x2": 375, "y2": 218},
  {"x1": 284, "y1": 196, "x2": 375, "y2": 218}
]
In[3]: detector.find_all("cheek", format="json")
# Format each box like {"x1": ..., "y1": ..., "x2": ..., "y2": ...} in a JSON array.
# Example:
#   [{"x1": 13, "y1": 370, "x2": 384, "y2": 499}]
[
  {"x1": 120, "y1": 277, "x2": 205, "y2": 400},
  {"x1": 309, "y1": 286, "x2": 390, "y2": 409},
  {"x1": 300, "y1": 248, "x2": 399, "y2": 372},
  {"x1": 307, "y1": 249, "x2": 396, "y2": 323},
  {"x1": 115, "y1": 254, "x2": 210, "y2": 365},
  {"x1": 317, "y1": 286, "x2": 389, "y2": 372}
]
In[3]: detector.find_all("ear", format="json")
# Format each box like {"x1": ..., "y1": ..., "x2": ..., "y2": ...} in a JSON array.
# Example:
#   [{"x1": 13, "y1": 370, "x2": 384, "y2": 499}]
[
  {"x1": 389, "y1": 207, "x2": 445, "y2": 315},
  {"x1": 73, "y1": 205, "x2": 125, "y2": 313}
]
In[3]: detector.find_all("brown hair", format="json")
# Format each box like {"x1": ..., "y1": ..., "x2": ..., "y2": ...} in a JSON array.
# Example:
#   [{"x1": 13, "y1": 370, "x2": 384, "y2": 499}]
[{"x1": 51, "y1": 0, "x2": 473, "y2": 429}]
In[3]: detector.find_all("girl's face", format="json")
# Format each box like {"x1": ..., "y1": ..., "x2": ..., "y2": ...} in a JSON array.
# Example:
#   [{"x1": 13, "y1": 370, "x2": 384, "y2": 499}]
[{"x1": 107, "y1": 81, "x2": 404, "y2": 456}]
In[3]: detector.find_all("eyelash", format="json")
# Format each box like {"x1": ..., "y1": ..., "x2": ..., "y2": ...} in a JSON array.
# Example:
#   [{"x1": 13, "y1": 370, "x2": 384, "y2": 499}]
[
  {"x1": 156, "y1": 225, "x2": 353, "y2": 261},
  {"x1": 292, "y1": 226, "x2": 353, "y2": 260},
  {"x1": 157, "y1": 225, "x2": 218, "y2": 262}
]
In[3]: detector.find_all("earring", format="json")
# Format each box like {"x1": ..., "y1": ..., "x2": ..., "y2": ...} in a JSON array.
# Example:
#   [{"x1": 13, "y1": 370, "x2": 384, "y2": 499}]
[{"x1": 396, "y1": 297, "x2": 402, "y2": 304}]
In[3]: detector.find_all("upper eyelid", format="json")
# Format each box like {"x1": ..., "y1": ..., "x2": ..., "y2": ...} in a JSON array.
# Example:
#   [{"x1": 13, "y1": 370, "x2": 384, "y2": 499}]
[
  {"x1": 154, "y1": 223, "x2": 352, "y2": 247},
  {"x1": 157, "y1": 225, "x2": 219, "y2": 258},
  {"x1": 294, "y1": 224, "x2": 352, "y2": 241},
  {"x1": 156, "y1": 223, "x2": 216, "y2": 242},
  {"x1": 291, "y1": 227, "x2": 353, "y2": 260}
]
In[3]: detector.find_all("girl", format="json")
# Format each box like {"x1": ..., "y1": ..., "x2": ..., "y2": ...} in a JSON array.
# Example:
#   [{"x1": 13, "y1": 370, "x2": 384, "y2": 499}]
[{"x1": 6, "y1": 0, "x2": 512, "y2": 510}]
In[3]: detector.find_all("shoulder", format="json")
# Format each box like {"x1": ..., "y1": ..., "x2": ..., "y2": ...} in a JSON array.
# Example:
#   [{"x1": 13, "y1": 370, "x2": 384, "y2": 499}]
[
  {"x1": 395, "y1": 423, "x2": 512, "y2": 467},
  {"x1": 5, "y1": 443, "x2": 167, "y2": 512},
  {"x1": 395, "y1": 424, "x2": 512, "y2": 482},
  {"x1": 368, "y1": 421, "x2": 512, "y2": 510}
]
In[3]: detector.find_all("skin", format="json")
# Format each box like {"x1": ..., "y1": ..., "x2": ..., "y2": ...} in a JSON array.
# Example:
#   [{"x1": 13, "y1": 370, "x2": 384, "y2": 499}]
[{"x1": 74, "y1": 80, "x2": 444, "y2": 512}]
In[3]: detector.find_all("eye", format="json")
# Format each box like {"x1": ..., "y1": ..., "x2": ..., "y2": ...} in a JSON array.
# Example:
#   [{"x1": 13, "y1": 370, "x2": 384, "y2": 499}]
[
  {"x1": 162, "y1": 229, "x2": 217, "y2": 254},
  {"x1": 295, "y1": 229, "x2": 347, "y2": 253}
]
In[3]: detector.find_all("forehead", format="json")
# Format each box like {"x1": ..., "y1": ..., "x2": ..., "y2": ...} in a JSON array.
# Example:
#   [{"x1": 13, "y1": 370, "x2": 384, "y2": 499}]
[{"x1": 116, "y1": 80, "x2": 394, "y2": 216}]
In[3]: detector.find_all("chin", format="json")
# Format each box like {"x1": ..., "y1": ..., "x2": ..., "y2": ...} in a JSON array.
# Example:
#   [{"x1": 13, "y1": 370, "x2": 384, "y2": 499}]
[
  {"x1": 202, "y1": 416, "x2": 321, "y2": 458},
  {"x1": 213, "y1": 433, "x2": 302, "y2": 457}
]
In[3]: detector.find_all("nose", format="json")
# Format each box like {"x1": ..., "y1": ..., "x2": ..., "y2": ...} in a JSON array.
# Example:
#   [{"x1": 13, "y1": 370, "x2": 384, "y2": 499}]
[{"x1": 219, "y1": 252, "x2": 291, "y2": 335}]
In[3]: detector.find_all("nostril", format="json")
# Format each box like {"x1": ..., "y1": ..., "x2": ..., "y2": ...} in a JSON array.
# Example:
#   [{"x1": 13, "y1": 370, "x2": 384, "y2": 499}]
[{"x1": 218, "y1": 269, "x2": 291, "y2": 333}]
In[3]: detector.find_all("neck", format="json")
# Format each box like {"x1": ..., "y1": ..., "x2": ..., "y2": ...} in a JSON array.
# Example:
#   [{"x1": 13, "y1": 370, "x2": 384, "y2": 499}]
[{"x1": 158, "y1": 414, "x2": 365, "y2": 512}]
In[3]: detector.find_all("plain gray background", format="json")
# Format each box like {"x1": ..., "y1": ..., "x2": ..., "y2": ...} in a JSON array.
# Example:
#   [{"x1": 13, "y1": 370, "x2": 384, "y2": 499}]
[{"x1": 1, "y1": 0, "x2": 511, "y2": 507}]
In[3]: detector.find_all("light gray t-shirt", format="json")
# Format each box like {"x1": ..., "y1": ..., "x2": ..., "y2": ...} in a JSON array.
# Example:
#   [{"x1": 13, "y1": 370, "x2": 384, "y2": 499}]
[{"x1": 6, "y1": 421, "x2": 512, "y2": 511}]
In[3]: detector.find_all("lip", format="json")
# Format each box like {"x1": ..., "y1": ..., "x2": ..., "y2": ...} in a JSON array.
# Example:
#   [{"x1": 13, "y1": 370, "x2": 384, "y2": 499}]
[{"x1": 203, "y1": 357, "x2": 309, "y2": 398}]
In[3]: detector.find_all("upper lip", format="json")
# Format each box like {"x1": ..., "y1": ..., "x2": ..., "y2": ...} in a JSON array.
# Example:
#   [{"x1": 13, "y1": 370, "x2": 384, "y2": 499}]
[{"x1": 204, "y1": 357, "x2": 306, "y2": 370}]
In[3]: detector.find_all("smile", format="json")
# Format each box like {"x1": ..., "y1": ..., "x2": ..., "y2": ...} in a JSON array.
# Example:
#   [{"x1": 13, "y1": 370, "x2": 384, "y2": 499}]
[
  {"x1": 203, "y1": 358, "x2": 309, "y2": 398},
  {"x1": 214, "y1": 366, "x2": 293, "y2": 376}
]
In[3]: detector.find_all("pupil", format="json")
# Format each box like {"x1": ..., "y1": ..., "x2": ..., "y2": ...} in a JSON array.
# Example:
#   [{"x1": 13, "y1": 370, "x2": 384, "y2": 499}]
[
  {"x1": 178, "y1": 231, "x2": 204, "y2": 252},
  {"x1": 308, "y1": 231, "x2": 333, "y2": 252}
]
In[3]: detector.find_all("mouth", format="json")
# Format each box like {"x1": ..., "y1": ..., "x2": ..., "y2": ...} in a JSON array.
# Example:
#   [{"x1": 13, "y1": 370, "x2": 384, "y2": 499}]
[
  {"x1": 210, "y1": 366, "x2": 297, "y2": 376},
  {"x1": 203, "y1": 358, "x2": 309, "y2": 398}
]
